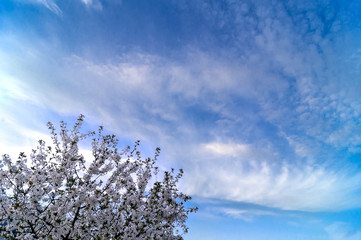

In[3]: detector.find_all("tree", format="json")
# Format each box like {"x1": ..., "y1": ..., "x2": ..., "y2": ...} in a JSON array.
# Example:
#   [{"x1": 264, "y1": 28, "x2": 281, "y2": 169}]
[{"x1": 0, "y1": 115, "x2": 197, "y2": 240}]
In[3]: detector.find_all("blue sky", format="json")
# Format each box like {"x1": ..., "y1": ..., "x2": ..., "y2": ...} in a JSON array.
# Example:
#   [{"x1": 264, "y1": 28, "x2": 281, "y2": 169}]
[{"x1": 1, "y1": 0, "x2": 361, "y2": 239}]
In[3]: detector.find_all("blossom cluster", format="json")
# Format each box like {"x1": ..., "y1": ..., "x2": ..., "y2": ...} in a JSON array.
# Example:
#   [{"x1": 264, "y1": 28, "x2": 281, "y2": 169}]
[{"x1": 0, "y1": 115, "x2": 197, "y2": 240}]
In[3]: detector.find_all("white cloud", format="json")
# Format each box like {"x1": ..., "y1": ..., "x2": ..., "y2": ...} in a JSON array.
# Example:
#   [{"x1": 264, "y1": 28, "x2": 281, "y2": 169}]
[
  {"x1": 0, "y1": 120, "x2": 51, "y2": 158},
  {"x1": 325, "y1": 222, "x2": 361, "y2": 240},
  {"x1": 185, "y1": 141, "x2": 361, "y2": 212},
  {"x1": 20, "y1": 0, "x2": 104, "y2": 14},
  {"x1": 30, "y1": 0, "x2": 63, "y2": 15},
  {"x1": 80, "y1": 0, "x2": 103, "y2": 10},
  {"x1": 219, "y1": 207, "x2": 277, "y2": 222},
  {"x1": 0, "y1": 74, "x2": 44, "y2": 106},
  {"x1": 203, "y1": 142, "x2": 251, "y2": 158}
]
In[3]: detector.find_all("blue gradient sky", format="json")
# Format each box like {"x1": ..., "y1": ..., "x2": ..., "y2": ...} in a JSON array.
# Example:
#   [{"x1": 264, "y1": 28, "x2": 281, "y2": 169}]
[{"x1": 2, "y1": 0, "x2": 361, "y2": 239}]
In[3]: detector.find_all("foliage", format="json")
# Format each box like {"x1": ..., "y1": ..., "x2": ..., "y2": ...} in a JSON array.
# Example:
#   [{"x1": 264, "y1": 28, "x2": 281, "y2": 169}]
[{"x1": 0, "y1": 115, "x2": 197, "y2": 240}]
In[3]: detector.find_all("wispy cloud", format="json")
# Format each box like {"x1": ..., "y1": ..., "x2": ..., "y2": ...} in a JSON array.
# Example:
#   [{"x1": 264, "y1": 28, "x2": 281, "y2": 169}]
[
  {"x1": 219, "y1": 207, "x2": 277, "y2": 222},
  {"x1": 80, "y1": 0, "x2": 103, "y2": 10},
  {"x1": 30, "y1": 0, "x2": 63, "y2": 15},
  {"x1": 187, "y1": 141, "x2": 361, "y2": 212},
  {"x1": 22, "y1": 0, "x2": 104, "y2": 14},
  {"x1": 203, "y1": 142, "x2": 252, "y2": 158},
  {"x1": 325, "y1": 222, "x2": 361, "y2": 240}
]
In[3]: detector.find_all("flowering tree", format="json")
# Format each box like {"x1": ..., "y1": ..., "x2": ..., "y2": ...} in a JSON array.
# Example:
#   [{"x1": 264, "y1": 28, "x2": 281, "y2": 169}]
[{"x1": 0, "y1": 115, "x2": 197, "y2": 240}]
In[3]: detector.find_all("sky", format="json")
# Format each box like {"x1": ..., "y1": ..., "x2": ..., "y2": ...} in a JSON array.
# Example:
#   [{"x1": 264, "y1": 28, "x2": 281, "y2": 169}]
[{"x1": 1, "y1": 0, "x2": 361, "y2": 239}]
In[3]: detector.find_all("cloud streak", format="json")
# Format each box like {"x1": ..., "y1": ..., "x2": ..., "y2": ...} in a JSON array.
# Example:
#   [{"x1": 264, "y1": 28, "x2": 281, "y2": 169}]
[
  {"x1": 22, "y1": 0, "x2": 104, "y2": 15},
  {"x1": 29, "y1": 0, "x2": 63, "y2": 15},
  {"x1": 80, "y1": 0, "x2": 102, "y2": 10},
  {"x1": 187, "y1": 141, "x2": 361, "y2": 212},
  {"x1": 219, "y1": 207, "x2": 277, "y2": 222},
  {"x1": 326, "y1": 222, "x2": 361, "y2": 240}
]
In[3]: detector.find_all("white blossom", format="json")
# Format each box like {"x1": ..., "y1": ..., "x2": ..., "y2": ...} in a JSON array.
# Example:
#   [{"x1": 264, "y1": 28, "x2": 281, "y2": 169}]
[{"x1": 0, "y1": 115, "x2": 197, "y2": 240}]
